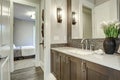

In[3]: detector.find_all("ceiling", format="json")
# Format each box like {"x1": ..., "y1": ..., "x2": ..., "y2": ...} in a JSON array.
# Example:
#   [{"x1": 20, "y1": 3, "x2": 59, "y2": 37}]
[{"x1": 14, "y1": 3, "x2": 35, "y2": 21}]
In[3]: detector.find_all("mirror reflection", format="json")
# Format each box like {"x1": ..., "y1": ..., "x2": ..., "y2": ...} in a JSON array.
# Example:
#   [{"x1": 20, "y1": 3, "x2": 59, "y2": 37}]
[
  {"x1": 71, "y1": 0, "x2": 118, "y2": 39},
  {"x1": 83, "y1": 6, "x2": 92, "y2": 38}
]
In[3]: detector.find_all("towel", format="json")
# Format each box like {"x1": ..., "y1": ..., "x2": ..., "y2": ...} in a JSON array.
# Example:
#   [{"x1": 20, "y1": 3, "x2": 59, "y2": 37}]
[
  {"x1": 21, "y1": 46, "x2": 35, "y2": 56},
  {"x1": 94, "y1": 49, "x2": 105, "y2": 55}
]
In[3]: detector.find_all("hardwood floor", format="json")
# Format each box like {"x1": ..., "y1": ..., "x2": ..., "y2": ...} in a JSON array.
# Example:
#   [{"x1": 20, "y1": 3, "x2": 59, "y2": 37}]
[
  {"x1": 11, "y1": 67, "x2": 44, "y2": 80},
  {"x1": 14, "y1": 59, "x2": 35, "y2": 70}
]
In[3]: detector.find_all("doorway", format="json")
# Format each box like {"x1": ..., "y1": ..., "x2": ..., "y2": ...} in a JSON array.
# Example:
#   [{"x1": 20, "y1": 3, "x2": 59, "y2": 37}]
[
  {"x1": 11, "y1": 1, "x2": 40, "y2": 71},
  {"x1": 13, "y1": 3, "x2": 36, "y2": 70},
  {"x1": 82, "y1": 6, "x2": 92, "y2": 38}
]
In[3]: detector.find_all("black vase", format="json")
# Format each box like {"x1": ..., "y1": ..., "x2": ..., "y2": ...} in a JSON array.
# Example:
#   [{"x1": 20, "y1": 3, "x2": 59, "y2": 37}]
[{"x1": 103, "y1": 37, "x2": 116, "y2": 54}]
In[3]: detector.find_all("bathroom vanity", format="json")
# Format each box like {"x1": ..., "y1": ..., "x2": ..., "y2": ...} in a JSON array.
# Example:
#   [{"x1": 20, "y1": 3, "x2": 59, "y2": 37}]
[{"x1": 51, "y1": 47, "x2": 120, "y2": 80}]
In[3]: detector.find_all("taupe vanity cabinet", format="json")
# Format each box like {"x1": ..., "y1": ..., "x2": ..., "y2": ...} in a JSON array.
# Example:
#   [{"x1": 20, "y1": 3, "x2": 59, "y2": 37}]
[
  {"x1": 51, "y1": 50, "x2": 70, "y2": 80},
  {"x1": 69, "y1": 56, "x2": 83, "y2": 80},
  {"x1": 85, "y1": 60, "x2": 120, "y2": 80},
  {"x1": 51, "y1": 50, "x2": 120, "y2": 80},
  {"x1": 51, "y1": 50, "x2": 83, "y2": 80}
]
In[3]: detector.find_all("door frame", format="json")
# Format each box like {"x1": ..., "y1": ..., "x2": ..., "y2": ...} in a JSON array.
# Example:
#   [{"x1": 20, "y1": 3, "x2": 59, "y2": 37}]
[{"x1": 10, "y1": 0, "x2": 40, "y2": 72}]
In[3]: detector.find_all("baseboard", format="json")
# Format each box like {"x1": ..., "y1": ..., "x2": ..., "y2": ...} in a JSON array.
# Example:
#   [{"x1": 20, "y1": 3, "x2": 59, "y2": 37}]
[
  {"x1": 39, "y1": 61, "x2": 44, "y2": 71},
  {"x1": 48, "y1": 73, "x2": 56, "y2": 80},
  {"x1": 35, "y1": 60, "x2": 44, "y2": 71}
]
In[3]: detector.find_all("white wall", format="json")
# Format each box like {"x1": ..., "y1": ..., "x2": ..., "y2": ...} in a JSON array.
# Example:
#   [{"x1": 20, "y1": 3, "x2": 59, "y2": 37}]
[
  {"x1": 72, "y1": 0, "x2": 94, "y2": 39},
  {"x1": 51, "y1": 0, "x2": 67, "y2": 44},
  {"x1": 13, "y1": 18, "x2": 35, "y2": 46},
  {"x1": 93, "y1": 0, "x2": 118, "y2": 38},
  {"x1": 72, "y1": 0, "x2": 82, "y2": 39},
  {"x1": 71, "y1": 0, "x2": 118, "y2": 39}
]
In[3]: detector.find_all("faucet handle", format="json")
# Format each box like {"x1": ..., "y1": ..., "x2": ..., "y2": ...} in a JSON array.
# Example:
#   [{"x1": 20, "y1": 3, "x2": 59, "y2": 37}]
[{"x1": 90, "y1": 44, "x2": 94, "y2": 51}]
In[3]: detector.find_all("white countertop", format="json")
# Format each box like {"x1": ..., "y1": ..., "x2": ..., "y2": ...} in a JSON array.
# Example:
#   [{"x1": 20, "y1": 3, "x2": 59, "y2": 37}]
[{"x1": 51, "y1": 47, "x2": 120, "y2": 71}]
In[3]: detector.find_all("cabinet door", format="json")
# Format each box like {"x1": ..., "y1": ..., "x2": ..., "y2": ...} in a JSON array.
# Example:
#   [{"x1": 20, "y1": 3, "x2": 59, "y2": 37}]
[
  {"x1": 69, "y1": 56, "x2": 83, "y2": 80},
  {"x1": 51, "y1": 51, "x2": 70, "y2": 80},
  {"x1": 55, "y1": 52, "x2": 61, "y2": 80},
  {"x1": 61, "y1": 54, "x2": 70, "y2": 80},
  {"x1": 1, "y1": 0, "x2": 10, "y2": 45},
  {"x1": 85, "y1": 61, "x2": 114, "y2": 80},
  {"x1": 51, "y1": 50, "x2": 55, "y2": 74},
  {"x1": 51, "y1": 50, "x2": 61, "y2": 80}
]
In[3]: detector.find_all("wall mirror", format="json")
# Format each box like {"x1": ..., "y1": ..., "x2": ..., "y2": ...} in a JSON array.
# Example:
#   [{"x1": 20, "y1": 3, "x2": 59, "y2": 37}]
[{"x1": 71, "y1": 0, "x2": 119, "y2": 39}]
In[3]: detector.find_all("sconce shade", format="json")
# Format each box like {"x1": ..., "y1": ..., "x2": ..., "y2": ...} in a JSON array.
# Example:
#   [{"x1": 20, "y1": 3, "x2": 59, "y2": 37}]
[
  {"x1": 57, "y1": 8, "x2": 62, "y2": 23},
  {"x1": 72, "y1": 12, "x2": 76, "y2": 25}
]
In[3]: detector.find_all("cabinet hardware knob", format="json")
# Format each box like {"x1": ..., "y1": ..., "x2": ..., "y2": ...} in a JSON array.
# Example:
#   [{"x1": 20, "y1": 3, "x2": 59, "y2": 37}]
[{"x1": 81, "y1": 61, "x2": 86, "y2": 72}]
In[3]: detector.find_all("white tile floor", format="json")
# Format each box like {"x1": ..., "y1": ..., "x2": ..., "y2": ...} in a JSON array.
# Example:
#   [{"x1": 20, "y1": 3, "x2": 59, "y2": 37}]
[{"x1": 14, "y1": 58, "x2": 35, "y2": 70}]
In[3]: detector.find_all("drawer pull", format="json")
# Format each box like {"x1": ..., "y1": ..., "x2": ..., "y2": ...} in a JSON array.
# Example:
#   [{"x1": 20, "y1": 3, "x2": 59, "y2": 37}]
[{"x1": 81, "y1": 61, "x2": 86, "y2": 72}]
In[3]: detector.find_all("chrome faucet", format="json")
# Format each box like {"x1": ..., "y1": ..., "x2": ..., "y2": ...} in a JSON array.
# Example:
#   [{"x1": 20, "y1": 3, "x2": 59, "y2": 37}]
[{"x1": 81, "y1": 39, "x2": 89, "y2": 50}]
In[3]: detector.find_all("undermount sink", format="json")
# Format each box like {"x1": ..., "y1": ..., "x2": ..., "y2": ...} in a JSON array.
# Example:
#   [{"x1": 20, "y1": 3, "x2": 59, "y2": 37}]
[{"x1": 67, "y1": 49, "x2": 94, "y2": 55}]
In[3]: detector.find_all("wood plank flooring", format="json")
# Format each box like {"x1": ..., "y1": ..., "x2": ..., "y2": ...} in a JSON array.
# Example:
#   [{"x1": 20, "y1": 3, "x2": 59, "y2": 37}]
[{"x1": 11, "y1": 67, "x2": 44, "y2": 80}]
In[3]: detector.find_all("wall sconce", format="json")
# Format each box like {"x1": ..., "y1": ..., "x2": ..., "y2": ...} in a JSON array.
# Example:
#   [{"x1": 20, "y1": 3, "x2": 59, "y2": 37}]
[
  {"x1": 57, "y1": 8, "x2": 62, "y2": 23},
  {"x1": 72, "y1": 12, "x2": 77, "y2": 25}
]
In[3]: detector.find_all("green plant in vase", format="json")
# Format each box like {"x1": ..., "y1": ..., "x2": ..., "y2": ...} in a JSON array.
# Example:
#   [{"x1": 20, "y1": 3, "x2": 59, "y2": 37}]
[
  {"x1": 101, "y1": 21, "x2": 120, "y2": 54},
  {"x1": 101, "y1": 21, "x2": 120, "y2": 38}
]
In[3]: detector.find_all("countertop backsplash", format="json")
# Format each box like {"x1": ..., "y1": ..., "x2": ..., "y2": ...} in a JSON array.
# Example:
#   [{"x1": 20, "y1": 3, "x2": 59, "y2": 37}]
[
  {"x1": 51, "y1": 38, "x2": 120, "y2": 53},
  {"x1": 68, "y1": 39, "x2": 104, "y2": 50},
  {"x1": 51, "y1": 43, "x2": 68, "y2": 48}
]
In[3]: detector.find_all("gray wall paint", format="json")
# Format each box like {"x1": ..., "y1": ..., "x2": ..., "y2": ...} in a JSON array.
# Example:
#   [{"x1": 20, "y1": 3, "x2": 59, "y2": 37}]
[{"x1": 13, "y1": 18, "x2": 35, "y2": 46}]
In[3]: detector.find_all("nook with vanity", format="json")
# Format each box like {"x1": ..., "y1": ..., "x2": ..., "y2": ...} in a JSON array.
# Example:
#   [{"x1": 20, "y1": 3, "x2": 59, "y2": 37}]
[{"x1": 50, "y1": 0, "x2": 120, "y2": 80}]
